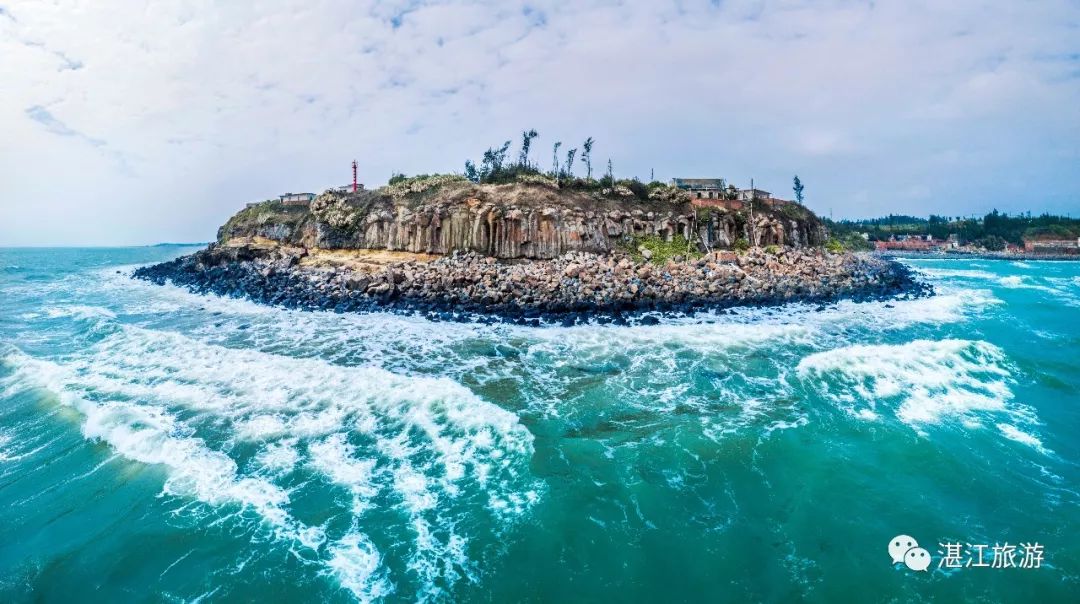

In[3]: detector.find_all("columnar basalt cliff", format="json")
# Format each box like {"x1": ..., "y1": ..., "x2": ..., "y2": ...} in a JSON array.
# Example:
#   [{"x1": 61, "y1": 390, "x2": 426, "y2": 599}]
[
  {"x1": 136, "y1": 177, "x2": 928, "y2": 324},
  {"x1": 219, "y1": 180, "x2": 826, "y2": 259}
]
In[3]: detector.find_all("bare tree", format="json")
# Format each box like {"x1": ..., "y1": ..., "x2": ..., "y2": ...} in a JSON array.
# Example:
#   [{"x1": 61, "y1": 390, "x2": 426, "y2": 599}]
[
  {"x1": 552, "y1": 141, "x2": 562, "y2": 177},
  {"x1": 582, "y1": 137, "x2": 594, "y2": 180}
]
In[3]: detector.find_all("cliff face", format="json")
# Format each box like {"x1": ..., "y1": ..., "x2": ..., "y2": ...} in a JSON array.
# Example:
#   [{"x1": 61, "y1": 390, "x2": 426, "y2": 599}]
[{"x1": 220, "y1": 181, "x2": 827, "y2": 259}]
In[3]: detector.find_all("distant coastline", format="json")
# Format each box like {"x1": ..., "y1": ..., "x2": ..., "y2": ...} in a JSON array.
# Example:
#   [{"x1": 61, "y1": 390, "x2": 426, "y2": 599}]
[{"x1": 878, "y1": 250, "x2": 1080, "y2": 262}]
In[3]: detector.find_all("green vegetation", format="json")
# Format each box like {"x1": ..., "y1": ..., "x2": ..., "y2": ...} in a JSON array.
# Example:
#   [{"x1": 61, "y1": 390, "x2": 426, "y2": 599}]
[
  {"x1": 826, "y1": 210, "x2": 1080, "y2": 246},
  {"x1": 793, "y1": 175, "x2": 804, "y2": 205},
  {"x1": 218, "y1": 201, "x2": 306, "y2": 243},
  {"x1": 733, "y1": 238, "x2": 750, "y2": 252},
  {"x1": 383, "y1": 174, "x2": 468, "y2": 199},
  {"x1": 454, "y1": 129, "x2": 688, "y2": 203},
  {"x1": 825, "y1": 238, "x2": 844, "y2": 253},
  {"x1": 974, "y1": 235, "x2": 1007, "y2": 251},
  {"x1": 623, "y1": 234, "x2": 701, "y2": 265},
  {"x1": 764, "y1": 244, "x2": 779, "y2": 255},
  {"x1": 777, "y1": 202, "x2": 814, "y2": 223},
  {"x1": 839, "y1": 232, "x2": 874, "y2": 251}
]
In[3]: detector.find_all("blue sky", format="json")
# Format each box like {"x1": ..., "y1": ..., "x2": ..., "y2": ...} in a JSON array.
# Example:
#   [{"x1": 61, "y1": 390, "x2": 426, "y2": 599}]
[{"x1": 1, "y1": 0, "x2": 1078, "y2": 246}]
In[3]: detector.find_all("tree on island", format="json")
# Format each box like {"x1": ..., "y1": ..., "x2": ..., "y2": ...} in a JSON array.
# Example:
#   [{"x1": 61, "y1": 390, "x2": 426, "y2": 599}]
[
  {"x1": 582, "y1": 137, "x2": 594, "y2": 181},
  {"x1": 793, "y1": 175, "x2": 805, "y2": 205},
  {"x1": 552, "y1": 141, "x2": 562, "y2": 178},
  {"x1": 519, "y1": 129, "x2": 538, "y2": 168},
  {"x1": 565, "y1": 148, "x2": 578, "y2": 178}
]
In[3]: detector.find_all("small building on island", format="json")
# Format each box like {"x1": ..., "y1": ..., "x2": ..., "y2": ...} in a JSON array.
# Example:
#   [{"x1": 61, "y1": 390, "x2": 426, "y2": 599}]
[
  {"x1": 736, "y1": 188, "x2": 771, "y2": 202},
  {"x1": 279, "y1": 192, "x2": 316, "y2": 206},
  {"x1": 672, "y1": 178, "x2": 728, "y2": 199},
  {"x1": 672, "y1": 178, "x2": 745, "y2": 210}
]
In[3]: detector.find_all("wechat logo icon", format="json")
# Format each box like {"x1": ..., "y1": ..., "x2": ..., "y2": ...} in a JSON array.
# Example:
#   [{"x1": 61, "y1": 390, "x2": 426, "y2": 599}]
[{"x1": 890, "y1": 534, "x2": 931, "y2": 572}]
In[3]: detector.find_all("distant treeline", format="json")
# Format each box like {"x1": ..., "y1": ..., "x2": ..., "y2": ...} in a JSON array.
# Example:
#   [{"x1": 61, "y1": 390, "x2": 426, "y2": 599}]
[{"x1": 826, "y1": 210, "x2": 1080, "y2": 249}]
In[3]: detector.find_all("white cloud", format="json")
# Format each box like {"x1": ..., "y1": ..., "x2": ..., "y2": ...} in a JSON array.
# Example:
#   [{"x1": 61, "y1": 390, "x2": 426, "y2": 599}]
[{"x1": 1, "y1": 0, "x2": 1078, "y2": 245}]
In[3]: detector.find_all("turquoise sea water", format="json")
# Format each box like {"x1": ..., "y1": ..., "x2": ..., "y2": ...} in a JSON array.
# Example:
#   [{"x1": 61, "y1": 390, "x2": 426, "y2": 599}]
[{"x1": 0, "y1": 247, "x2": 1077, "y2": 602}]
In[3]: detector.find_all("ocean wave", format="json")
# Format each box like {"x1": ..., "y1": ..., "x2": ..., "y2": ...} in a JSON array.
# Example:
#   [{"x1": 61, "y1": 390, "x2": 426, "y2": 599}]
[
  {"x1": 43, "y1": 305, "x2": 118, "y2": 320},
  {"x1": 0, "y1": 326, "x2": 539, "y2": 601},
  {"x1": 795, "y1": 339, "x2": 1036, "y2": 437},
  {"x1": 913, "y1": 267, "x2": 998, "y2": 280},
  {"x1": 998, "y1": 275, "x2": 1080, "y2": 305},
  {"x1": 997, "y1": 423, "x2": 1050, "y2": 454}
]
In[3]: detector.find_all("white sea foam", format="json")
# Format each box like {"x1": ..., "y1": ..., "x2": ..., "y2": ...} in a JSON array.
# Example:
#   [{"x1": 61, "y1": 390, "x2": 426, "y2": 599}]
[
  {"x1": 324, "y1": 531, "x2": 394, "y2": 603},
  {"x1": 797, "y1": 339, "x2": 1028, "y2": 433},
  {"x1": 43, "y1": 305, "x2": 117, "y2": 320},
  {"x1": 913, "y1": 267, "x2": 998, "y2": 280},
  {"x1": 0, "y1": 431, "x2": 13, "y2": 462},
  {"x1": 255, "y1": 439, "x2": 300, "y2": 476},
  {"x1": 309, "y1": 434, "x2": 379, "y2": 514},
  {"x1": 997, "y1": 275, "x2": 1080, "y2": 305},
  {"x1": 0, "y1": 322, "x2": 537, "y2": 601},
  {"x1": 997, "y1": 423, "x2": 1050, "y2": 455}
]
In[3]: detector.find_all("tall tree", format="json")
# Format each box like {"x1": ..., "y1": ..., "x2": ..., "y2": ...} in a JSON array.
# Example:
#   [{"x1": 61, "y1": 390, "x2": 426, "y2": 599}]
[
  {"x1": 494, "y1": 140, "x2": 511, "y2": 172},
  {"x1": 582, "y1": 137, "x2": 594, "y2": 180},
  {"x1": 607, "y1": 159, "x2": 614, "y2": 183},
  {"x1": 552, "y1": 141, "x2": 562, "y2": 177},
  {"x1": 464, "y1": 160, "x2": 478, "y2": 183},
  {"x1": 565, "y1": 148, "x2": 577, "y2": 178},
  {"x1": 519, "y1": 129, "x2": 538, "y2": 168},
  {"x1": 480, "y1": 148, "x2": 497, "y2": 181},
  {"x1": 793, "y1": 175, "x2": 805, "y2": 205}
]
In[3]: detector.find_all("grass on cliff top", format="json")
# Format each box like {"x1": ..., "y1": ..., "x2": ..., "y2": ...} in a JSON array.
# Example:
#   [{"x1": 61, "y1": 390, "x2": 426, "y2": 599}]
[
  {"x1": 217, "y1": 200, "x2": 308, "y2": 242},
  {"x1": 622, "y1": 234, "x2": 703, "y2": 265}
]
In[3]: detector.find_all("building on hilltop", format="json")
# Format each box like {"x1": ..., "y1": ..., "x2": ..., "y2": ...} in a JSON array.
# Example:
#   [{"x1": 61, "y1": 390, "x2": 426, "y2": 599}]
[
  {"x1": 672, "y1": 178, "x2": 792, "y2": 211},
  {"x1": 279, "y1": 192, "x2": 316, "y2": 205},
  {"x1": 736, "y1": 188, "x2": 771, "y2": 202},
  {"x1": 672, "y1": 178, "x2": 729, "y2": 199},
  {"x1": 672, "y1": 178, "x2": 744, "y2": 210}
]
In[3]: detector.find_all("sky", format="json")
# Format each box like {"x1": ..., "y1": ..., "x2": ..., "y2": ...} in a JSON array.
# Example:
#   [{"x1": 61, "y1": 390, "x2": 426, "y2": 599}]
[{"x1": 1, "y1": 0, "x2": 1079, "y2": 246}]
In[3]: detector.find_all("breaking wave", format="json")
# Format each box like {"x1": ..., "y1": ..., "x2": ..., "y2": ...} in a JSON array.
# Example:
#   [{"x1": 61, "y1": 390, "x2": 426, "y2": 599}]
[
  {"x1": 795, "y1": 339, "x2": 1042, "y2": 445},
  {"x1": 0, "y1": 322, "x2": 538, "y2": 601}
]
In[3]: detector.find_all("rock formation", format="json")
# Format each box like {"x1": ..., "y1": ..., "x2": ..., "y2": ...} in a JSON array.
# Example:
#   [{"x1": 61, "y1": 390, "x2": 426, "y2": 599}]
[{"x1": 219, "y1": 181, "x2": 827, "y2": 259}]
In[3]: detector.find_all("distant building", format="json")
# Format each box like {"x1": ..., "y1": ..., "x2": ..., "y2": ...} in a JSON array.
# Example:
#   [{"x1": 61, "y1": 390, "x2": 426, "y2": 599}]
[
  {"x1": 672, "y1": 178, "x2": 728, "y2": 199},
  {"x1": 672, "y1": 178, "x2": 793, "y2": 210},
  {"x1": 279, "y1": 192, "x2": 316, "y2": 205},
  {"x1": 736, "y1": 188, "x2": 771, "y2": 202},
  {"x1": 1024, "y1": 236, "x2": 1080, "y2": 255},
  {"x1": 875, "y1": 239, "x2": 938, "y2": 251},
  {"x1": 672, "y1": 178, "x2": 745, "y2": 209}
]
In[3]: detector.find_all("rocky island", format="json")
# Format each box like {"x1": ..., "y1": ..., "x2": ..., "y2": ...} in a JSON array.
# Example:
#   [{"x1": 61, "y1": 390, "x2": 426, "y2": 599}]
[{"x1": 134, "y1": 172, "x2": 929, "y2": 325}]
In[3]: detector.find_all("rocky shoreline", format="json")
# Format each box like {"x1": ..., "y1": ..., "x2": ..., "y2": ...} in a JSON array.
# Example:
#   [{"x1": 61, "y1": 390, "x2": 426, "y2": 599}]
[{"x1": 132, "y1": 244, "x2": 931, "y2": 326}]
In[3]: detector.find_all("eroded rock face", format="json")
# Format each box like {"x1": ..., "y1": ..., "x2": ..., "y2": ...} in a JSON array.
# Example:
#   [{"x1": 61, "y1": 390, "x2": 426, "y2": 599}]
[
  {"x1": 133, "y1": 246, "x2": 930, "y2": 325},
  {"x1": 221, "y1": 186, "x2": 827, "y2": 259}
]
